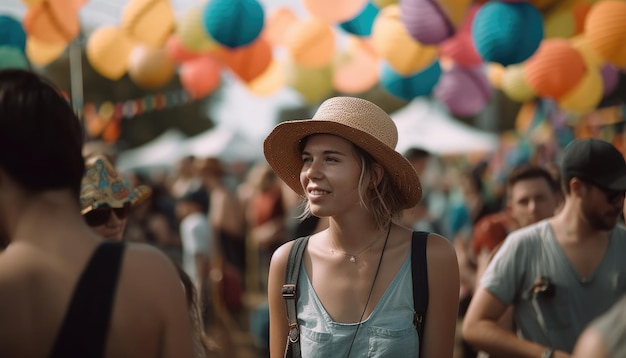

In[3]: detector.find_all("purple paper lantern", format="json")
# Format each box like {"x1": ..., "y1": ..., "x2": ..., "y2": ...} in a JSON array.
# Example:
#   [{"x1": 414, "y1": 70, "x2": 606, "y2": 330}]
[
  {"x1": 434, "y1": 65, "x2": 491, "y2": 117},
  {"x1": 600, "y1": 64, "x2": 620, "y2": 96},
  {"x1": 400, "y1": 0, "x2": 455, "y2": 45}
]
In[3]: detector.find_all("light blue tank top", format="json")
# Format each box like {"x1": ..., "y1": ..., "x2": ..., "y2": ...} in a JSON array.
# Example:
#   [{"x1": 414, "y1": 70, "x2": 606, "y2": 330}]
[{"x1": 297, "y1": 253, "x2": 419, "y2": 358}]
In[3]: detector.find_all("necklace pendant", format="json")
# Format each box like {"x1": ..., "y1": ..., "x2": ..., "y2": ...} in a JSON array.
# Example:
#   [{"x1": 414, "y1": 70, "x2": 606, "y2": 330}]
[{"x1": 349, "y1": 256, "x2": 356, "y2": 263}]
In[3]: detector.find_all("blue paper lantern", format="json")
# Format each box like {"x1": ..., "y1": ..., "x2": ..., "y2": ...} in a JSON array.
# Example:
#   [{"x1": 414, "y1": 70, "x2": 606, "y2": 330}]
[
  {"x1": 339, "y1": 2, "x2": 379, "y2": 37},
  {"x1": 0, "y1": 46, "x2": 29, "y2": 70},
  {"x1": 202, "y1": 0, "x2": 265, "y2": 48},
  {"x1": 380, "y1": 60, "x2": 441, "y2": 101},
  {"x1": 471, "y1": 2, "x2": 543, "y2": 66},
  {"x1": 0, "y1": 16, "x2": 26, "y2": 53}
]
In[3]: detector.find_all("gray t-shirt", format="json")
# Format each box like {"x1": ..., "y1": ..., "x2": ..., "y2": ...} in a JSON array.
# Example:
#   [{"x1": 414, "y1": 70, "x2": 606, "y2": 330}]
[
  {"x1": 590, "y1": 293, "x2": 626, "y2": 358},
  {"x1": 481, "y1": 220, "x2": 626, "y2": 353}
]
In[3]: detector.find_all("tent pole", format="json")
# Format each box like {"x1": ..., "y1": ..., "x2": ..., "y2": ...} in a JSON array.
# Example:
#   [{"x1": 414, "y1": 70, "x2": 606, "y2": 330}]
[{"x1": 68, "y1": 38, "x2": 84, "y2": 122}]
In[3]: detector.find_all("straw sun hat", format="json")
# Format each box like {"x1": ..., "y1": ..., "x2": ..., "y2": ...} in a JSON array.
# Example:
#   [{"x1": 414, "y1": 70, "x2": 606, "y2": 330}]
[{"x1": 263, "y1": 96, "x2": 421, "y2": 209}]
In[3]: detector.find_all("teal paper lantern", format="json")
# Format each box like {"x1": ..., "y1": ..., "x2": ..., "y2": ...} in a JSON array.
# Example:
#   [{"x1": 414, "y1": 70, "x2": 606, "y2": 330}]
[
  {"x1": 339, "y1": 2, "x2": 379, "y2": 37},
  {"x1": 202, "y1": 0, "x2": 265, "y2": 48},
  {"x1": 0, "y1": 46, "x2": 29, "y2": 70},
  {"x1": 380, "y1": 60, "x2": 441, "y2": 101},
  {"x1": 0, "y1": 15, "x2": 26, "y2": 53},
  {"x1": 471, "y1": 2, "x2": 543, "y2": 66}
]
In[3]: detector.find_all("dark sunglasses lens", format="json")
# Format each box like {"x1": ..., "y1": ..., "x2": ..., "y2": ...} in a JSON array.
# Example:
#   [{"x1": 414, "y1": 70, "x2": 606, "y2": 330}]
[
  {"x1": 84, "y1": 207, "x2": 111, "y2": 227},
  {"x1": 114, "y1": 205, "x2": 131, "y2": 220}
]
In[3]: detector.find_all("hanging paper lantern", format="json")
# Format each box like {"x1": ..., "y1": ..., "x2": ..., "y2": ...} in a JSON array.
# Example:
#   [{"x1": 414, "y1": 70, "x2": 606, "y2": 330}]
[
  {"x1": 218, "y1": 37, "x2": 273, "y2": 83},
  {"x1": 303, "y1": 0, "x2": 368, "y2": 23},
  {"x1": 121, "y1": 0, "x2": 175, "y2": 48},
  {"x1": 439, "y1": 5, "x2": 481, "y2": 68},
  {"x1": 380, "y1": 60, "x2": 441, "y2": 101},
  {"x1": 128, "y1": 45, "x2": 176, "y2": 90},
  {"x1": 501, "y1": 64, "x2": 536, "y2": 102},
  {"x1": 437, "y1": 0, "x2": 473, "y2": 29},
  {"x1": 573, "y1": 1, "x2": 591, "y2": 35},
  {"x1": 246, "y1": 60, "x2": 286, "y2": 96},
  {"x1": 371, "y1": 5, "x2": 439, "y2": 75},
  {"x1": 486, "y1": 62, "x2": 505, "y2": 89},
  {"x1": 87, "y1": 26, "x2": 133, "y2": 81},
  {"x1": 400, "y1": 0, "x2": 455, "y2": 45},
  {"x1": 570, "y1": 35, "x2": 604, "y2": 69},
  {"x1": 286, "y1": 62, "x2": 334, "y2": 105},
  {"x1": 373, "y1": 0, "x2": 397, "y2": 8},
  {"x1": 179, "y1": 55, "x2": 222, "y2": 99},
  {"x1": 435, "y1": 65, "x2": 491, "y2": 117},
  {"x1": 543, "y1": 8, "x2": 575, "y2": 39},
  {"x1": 600, "y1": 64, "x2": 620, "y2": 96},
  {"x1": 333, "y1": 37, "x2": 379, "y2": 94},
  {"x1": 22, "y1": 0, "x2": 45, "y2": 5},
  {"x1": 176, "y1": 6, "x2": 218, "y2": 53},
  {"x1": 165, "y1": 35, "x2": 201, "y2": 63},
  {"x1": 202, "y1": 0, "x2": 264, "y2": 49},
  {"x1": 472, "y1": 1, "x2": 543, "y2": 66},
  {"x1": 339, "y1": 2, "x2": 379, "y2": 37},
  {"x1": 558, "y1": 68, "x2": 603, "y2": 114},
  {"x1": 263, "y1": 7, "x2": 300, "y2": 46},
  {"x1": 0, "y1": 46, "x2": 29, "y2": 70},
  {"x1": 26, "y1": 36, "x2": 67, "y2": 67},
  {"x1": 524, "y1": 39, "x2": 586, "y2": 100},
  {"x1": 529, "y1": 0, "x2": 561, "y2": 11},
  {"x1": 0, "y1": 16, "x2": 26, "y2": 52},
  {"x1": 585, "y1": 0, "x2": 626, "y2": 67},
  {"x1": 285, "y1": 19, "x2": 335, "y2": 68},
  {"x1": 23, "y1": 0, "x2": 81, "y2": 44}
]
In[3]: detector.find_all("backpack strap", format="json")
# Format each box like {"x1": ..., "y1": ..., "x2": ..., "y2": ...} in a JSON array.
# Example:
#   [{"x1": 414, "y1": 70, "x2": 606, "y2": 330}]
[
  {"x1": 282, "y1": 236, "x2": 310, "y2": 358},
  {"x1": 412, "y1": 231, "x2": 429, "y2": 354}
]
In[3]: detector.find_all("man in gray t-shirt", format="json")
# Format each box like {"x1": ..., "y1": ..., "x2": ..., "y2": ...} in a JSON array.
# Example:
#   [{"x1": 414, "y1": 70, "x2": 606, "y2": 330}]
[{"x1": 463, "y1": 139, "x2": 626, "y2": 358}]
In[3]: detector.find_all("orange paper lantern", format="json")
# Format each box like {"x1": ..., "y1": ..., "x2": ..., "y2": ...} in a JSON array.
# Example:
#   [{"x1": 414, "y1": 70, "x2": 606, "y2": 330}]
[
  {"x1": 285, "y1": 19, "x2": 336, "y2": 68},
  {"x1": 263, "y1": 7, "x2": 300, "y2": 46},
  {"x1": 128, "y1": 45, "x2": 176, "y2": 89},
  {"x1": 333, "y1": 37, "x2": 379, "y2": 94},
  {"x1": 121, "y1": 0, "x2": 175, "y2": 47},
  {"x1": 585, "y1": 0, "x2": 626, "y2": 67},
  {"x1": 179, "y1": 55, "x2": 222, "y2": 98},
  {"x1": 218, "y1": 37, "x2": 272, "y2": 83},
  {"x1": 246, "y1": 60, "x2": 286, "y2": 96},
  {"x1": 371, "y1": 5, "x2": 438, "y2": 75},
  {"x1": 524, "y1": 39, "x2": 586, "y2": 100},
  {"x1": 303, "y1": 0, "x2": 368, "y2": 23},
  {"x1": 87, "y1": 26, "x2": 134, "y2": 80},
  {"x1": 23, "y1": 0, "x2": 81, "y2": 44}
]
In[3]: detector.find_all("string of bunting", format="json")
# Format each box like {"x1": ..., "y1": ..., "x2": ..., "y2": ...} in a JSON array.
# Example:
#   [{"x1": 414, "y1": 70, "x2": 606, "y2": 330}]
[{"x1": 83, "y1": 88, "x2": 195, "y2": 141}]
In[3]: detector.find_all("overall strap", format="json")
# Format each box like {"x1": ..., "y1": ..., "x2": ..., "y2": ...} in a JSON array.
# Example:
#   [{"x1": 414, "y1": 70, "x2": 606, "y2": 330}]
[
  {"x1": 411, "y1": 231, "x2": 429, "y2": 353},
  {"x1": 50, "y1": 242, "x2": 126, "y2": 358},
  {"x1": 282, "y1": 236, "x2": 310, "y2": 358}
]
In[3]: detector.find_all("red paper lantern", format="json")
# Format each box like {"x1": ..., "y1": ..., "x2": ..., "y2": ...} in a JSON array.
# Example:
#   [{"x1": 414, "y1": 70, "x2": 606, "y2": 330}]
[{"x1": 179, "y1": 55, "x2": 222, "y2": 98}]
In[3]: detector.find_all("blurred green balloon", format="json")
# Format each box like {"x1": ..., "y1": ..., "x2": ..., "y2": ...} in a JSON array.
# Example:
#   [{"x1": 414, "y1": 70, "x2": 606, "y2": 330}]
[{"x1": 0, "y1": 46, "x2": 29, "y2": 70}]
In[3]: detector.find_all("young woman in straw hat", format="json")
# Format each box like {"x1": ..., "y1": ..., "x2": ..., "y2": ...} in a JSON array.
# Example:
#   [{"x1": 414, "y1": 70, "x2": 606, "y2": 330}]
[{"x1": 264, "y1": 96, "x2": 460, "y2": 357}]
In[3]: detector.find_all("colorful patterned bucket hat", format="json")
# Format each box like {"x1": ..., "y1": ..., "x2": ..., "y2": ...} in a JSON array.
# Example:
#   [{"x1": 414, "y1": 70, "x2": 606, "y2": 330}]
[{"x1": 80, "y1": 155, "x2": 152, "y2": 215}]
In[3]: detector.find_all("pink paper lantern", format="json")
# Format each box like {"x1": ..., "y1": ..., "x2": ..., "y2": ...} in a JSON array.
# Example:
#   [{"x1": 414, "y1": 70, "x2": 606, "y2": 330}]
[
  {"x1": 435, "y1": 65, "x2": 492, "y2": 117},
  {"x1": 179, "y1": 55, "x2": 222, "y2": 98}
]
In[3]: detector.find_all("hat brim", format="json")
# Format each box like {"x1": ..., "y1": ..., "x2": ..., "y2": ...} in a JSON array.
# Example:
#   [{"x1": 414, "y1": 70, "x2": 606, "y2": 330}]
[
  {"x1": 598, "y1": 174, "x2": 626, "y2": 191},
  {"x1": 263, "y1": 119, "x2": 422, "y2": 209},
  {"x1": 81, "y1": 185, "x2": 152, "y2": 215}
]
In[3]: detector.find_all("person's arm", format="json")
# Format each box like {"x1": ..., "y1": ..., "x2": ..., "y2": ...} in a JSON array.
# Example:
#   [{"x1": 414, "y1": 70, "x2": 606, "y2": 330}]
[
  {"x1": 267, "y1": 242, "x2": 294, "y2": 358},
  {"x1": 463, "y1": 287, "x2": 570, "y2": 358},
  {"x1": 421, "y1": 233, "x2": 460, "y2": 358},
  {"x1": 572, "y1": 327, "x2": 608, "y2": 358}
]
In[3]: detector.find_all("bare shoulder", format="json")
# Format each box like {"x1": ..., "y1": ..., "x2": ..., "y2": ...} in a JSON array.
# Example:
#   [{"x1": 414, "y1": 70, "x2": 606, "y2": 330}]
[
  {"x1": 426, "y1": 233, "x2": 457, "y2": 262},
  {"x1": 269, "y1": 240, "x2": 297, "y2": 274},
  {"x1": 121, "y1": 243, "x2": 182, "y2": 293}
]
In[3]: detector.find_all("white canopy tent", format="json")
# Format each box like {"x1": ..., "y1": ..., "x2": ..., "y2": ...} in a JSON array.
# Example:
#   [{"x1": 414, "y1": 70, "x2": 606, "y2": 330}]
[
  {"x1": 392, "y1": 98, "x2": 499, "y2": 156},
  {"x1": 116, "y1": 128, "x2": 187, "y2": 173},
  {"x1": 184, "y1": 126, "x2": 264, "y2": 163}
]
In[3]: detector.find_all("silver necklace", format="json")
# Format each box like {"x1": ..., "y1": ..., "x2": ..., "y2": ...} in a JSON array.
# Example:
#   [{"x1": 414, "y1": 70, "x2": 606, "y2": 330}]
[{"x1": 330, "y1": 231, "x2": 383, "y2": 263}]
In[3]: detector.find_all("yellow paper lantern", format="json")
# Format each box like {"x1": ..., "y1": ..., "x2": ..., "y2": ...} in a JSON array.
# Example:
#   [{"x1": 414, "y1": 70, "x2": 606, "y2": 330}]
[
  {"x1": 176, "y1": 6, "x2": 218, "y2": 52},
  {"x1": 501, "y1": 65, "x2": 536, "y2": 102},
  {"x1": 585, "y1": 0, "x2": 626, "y2": 67},
  {"x1": 286, "y1": 62, "x2": 334, "y2": 105},
  {"x1": 543, "y1": 9, "x2": 575, "y2": 39},
  {"x1": 87, "y1": 26, "x2": 134, "y2": 80},
  {"x1": 21, "y1": 0, "x2": 45, "y2": 6},
  {"x1": 371, "y1": 5, "x2": 438, "y2": 75},
  {"x1": 486, "y1": 62, "x2": 505, "y2": 89},
  {"x1": 372, "y1": 0, "x2": 397, "y2": 8},
  {"x1": 122, "y1": 0, "x2": 175, "y2": 48},
  {"x1": 437, "y1": 0, "x2": 473, "y2": 28},
  {"x1": 26, "y1": 36, "x2": 67, "y2": 67},
  {"x1": 570, "y1": 35, "x2": 604, "y2": 69},
  {"x1": 558, "y1": 68, "x2": 603, "y2": 114},
  {"x1": 128, "y1": 45, "x2": 176, "y2": 89},
  {"x1": 285, "y1": 19, "x2": 335, "y2": 68},
  {"x1": 333, "y1": 37, "x2": 379, "y2": 94},
  {"x1": 246, "y1": 60, "x2": 286, "y2": 96}
]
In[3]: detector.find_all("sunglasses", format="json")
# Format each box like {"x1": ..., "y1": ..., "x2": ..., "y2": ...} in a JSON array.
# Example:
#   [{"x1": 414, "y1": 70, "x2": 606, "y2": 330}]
[{"x1": 84, "y1": 203, "x2": 131, "y2": 227}]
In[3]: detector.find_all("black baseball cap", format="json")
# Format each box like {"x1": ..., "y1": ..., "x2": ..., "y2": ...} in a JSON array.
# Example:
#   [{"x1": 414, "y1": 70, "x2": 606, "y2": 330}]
[{"x1": 561, "y1": 138, "x2": 626, "y2": 191}]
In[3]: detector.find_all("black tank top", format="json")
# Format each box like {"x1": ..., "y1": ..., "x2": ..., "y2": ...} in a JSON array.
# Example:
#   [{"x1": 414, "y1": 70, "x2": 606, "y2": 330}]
[{"x1": 50, "y1": 242, "x2": 126, "y2": 358}]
